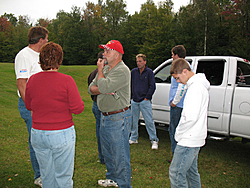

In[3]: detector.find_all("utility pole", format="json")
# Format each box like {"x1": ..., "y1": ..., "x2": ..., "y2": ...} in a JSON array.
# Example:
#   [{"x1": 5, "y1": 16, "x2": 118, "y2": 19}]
[{"x1": 204, "y1": 0, "x2": 207, "y2": 56}]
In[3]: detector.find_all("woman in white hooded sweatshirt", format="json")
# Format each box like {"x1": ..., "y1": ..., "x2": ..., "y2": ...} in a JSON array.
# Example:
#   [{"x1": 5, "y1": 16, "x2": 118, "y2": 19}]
[{"x1": 169, "y1": 58, "x2": 210, "y2": 188}]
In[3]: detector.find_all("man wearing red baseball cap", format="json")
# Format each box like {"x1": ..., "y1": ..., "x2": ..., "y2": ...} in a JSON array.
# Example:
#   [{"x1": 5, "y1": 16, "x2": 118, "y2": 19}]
[
  {"x1": 99, "y1": 40, "x2": 124, "y2": 54},
  {"x1": 88, "y1": 40, "x2": 132, "y2": 188}
]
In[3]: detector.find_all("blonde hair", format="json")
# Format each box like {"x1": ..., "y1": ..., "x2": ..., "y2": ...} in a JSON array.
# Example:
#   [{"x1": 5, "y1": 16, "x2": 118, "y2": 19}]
[{"x1": 136, "y1": 54, "x2": 146, "y2": 61}]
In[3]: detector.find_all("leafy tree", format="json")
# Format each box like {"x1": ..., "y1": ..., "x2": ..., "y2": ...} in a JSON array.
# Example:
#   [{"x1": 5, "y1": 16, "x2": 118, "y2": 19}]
[
  {"x1": 3, "y1": 13, "x2": 18, "y2": 26},
  {"x1": 82, "y1": 1, "x2": 106, "y2": 64},
  {"x1": 61, "y1": 6, "x2": 86, "y2": 65},
  {"x1": 0, "y1": 16, "x2": 12, "y2": 32},
  {"x1": 16, "y1": 15, "x2": 31, "y2": 50},
  {"x1": 147, "y1": 0, "x2": 174, "y2": 68},
  {"x1": 0, "y1": 14, "x2": 30, "y2": 63},
  {"x1": 119, "y1": 0, "x2": 175, "y2": 69},
  {"x1": 36, "y1": 18, "x2": 51, "y2": 27},
  {"x1": 47, "y1": 10, "x2": 69, "y2": 47},
  {"x1": 172, "y1": 3, "x2": 204, "y2": 55},
  {"x1": 102, "y1": 0, "x2": 128, "y2": 39},
  {"x1": 1, "y1": 0, "x2": 249, "y2": 64},
  {"x1": 221, "y1": 0, "x2": 250, "y2": 59},
  {"x1": 136, "y1": 0, "x2": 174, "y2": 69},
  {"x1": 171, "y1": 0, "x2": 222, "y2": 56},
  {"x1": 0, "y1": 16, "x2": 16, "y2": 62}
]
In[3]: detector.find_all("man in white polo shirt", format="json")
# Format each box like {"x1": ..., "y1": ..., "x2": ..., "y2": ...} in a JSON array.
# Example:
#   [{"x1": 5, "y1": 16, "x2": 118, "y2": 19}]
[{"x1": 15, "y1": 26, "x2": 49, "y2": 188}]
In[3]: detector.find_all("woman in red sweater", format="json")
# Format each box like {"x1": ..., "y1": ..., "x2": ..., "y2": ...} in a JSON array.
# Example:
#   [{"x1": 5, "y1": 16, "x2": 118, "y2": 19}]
[{"x1": 25, "y1": 42, "x2": 84, "y2": 188}]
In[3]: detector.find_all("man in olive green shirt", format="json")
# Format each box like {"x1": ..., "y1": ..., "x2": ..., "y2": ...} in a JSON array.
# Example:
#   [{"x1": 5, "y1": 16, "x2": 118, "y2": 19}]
[{"x1": 88, "y1": 40, "x2": 132, "y2": 188}]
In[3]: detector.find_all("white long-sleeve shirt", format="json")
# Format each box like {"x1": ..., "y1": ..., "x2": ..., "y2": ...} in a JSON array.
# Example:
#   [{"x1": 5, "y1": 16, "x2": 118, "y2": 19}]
[
  {"x1": 175, "y1": 73, "x2": 210, "y2": 147},
  {"x1": 172, "y1": 83, "x2": 187, "y2": 105}
]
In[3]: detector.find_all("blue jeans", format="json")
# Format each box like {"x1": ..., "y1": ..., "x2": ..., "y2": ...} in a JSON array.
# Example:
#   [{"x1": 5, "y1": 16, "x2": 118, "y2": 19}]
[
  {"x1": 169, "y1": 145, "x2": 201, "y2": 188},
  {"x1": 18, "y1": 98, "x2": 40, "y2": 179},
  {"x1": 31, "y1": 126, "x2": 76, "y2": 188},
  {"x1": 92, "y1": 101, "x2": 104, "y2": 163},
  {"x1": 100, "y1": 108, "x2": 132, "y2": 188},
  {"x1": 130, "y1": 99, "x2": 158, "y2": 143},
  {"x1": 169, "y1": 106, "x2": 183, "y2": 155}
]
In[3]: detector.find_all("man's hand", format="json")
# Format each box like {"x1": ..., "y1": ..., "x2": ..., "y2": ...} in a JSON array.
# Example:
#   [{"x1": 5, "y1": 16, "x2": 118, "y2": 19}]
[
  {"x1": 106, "y1": 92, "x2": 115, "y2": 95},
  {"x1": 90, "y1": 85, "x2": 101, "y2": 95},
  {"x1": 97, "y1": 58, "x2": 105, "y2": 81},
  {"x1": 97, "y1": 58, "x2": 104, "y2": 71},
  {"x1": 171, "y1": 101, "x2": 176, "y2": 107}
]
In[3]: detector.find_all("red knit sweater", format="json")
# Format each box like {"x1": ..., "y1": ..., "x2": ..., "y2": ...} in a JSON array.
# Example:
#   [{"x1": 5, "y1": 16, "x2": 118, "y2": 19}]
[{"x1": 25, "y1": 71, "x2": 84, "y2": 130}]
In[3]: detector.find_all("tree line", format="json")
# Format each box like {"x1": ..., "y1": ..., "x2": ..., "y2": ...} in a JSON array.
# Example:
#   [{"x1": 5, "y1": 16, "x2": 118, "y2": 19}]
[{"x1": 0, "y1": 0, "x2": 249, "y2": 70}]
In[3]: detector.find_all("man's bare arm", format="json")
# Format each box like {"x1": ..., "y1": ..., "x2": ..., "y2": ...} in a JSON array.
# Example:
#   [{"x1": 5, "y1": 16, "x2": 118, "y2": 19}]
[{"x1": 17, "y1": 78, "x2": 28, "y2": 102}]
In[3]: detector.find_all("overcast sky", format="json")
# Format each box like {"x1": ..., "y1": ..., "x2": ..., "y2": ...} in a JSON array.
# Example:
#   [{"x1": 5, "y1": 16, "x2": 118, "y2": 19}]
[{"x1": 0, "y1": 0, "x2": 190, "y2": 23}]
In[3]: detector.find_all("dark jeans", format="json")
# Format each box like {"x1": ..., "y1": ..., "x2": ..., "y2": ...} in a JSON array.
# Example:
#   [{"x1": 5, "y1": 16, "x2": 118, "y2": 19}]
[
  {"x1": 92, "y1": 101, "x2": 104, "y2": 163},
  {"x1": 169, "y1": 106, "x2": 183, "y2": 155}
]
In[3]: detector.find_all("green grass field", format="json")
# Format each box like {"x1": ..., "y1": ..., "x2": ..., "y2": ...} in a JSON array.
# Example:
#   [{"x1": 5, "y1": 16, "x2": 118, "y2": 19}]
[{"x1": 0, "y1": 63, "x2": 250, "y2": 188}]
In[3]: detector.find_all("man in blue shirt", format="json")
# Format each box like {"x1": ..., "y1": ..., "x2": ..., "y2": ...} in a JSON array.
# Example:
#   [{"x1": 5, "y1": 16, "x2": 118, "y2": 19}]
[
  {"x1": 130, "y1": 54, "x2": 159, "y2": 149},
  {"x1": 168, "y1": 45, "x2": 190, "y2": 161}
]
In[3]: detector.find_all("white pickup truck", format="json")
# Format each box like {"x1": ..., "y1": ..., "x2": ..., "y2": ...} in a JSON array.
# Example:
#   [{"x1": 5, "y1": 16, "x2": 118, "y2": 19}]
[{"x1": 144, "y1": 56, "x2": 250, "y2": 143}]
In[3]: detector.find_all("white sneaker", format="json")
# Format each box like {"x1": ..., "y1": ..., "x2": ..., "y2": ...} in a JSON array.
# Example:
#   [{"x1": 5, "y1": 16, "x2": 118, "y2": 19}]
[
  {"x1": 129, "y1": 139, "x2": 138, "y2": 144},
  {"x1": 152, "y1": 141, "x2": 158, "y2": 150},
  {"x1": 98, "y1": 179, "x2": 118, "y2": 187},
  {"x1": 34, "y1": 177, "x2": 42, "y2": 188}
]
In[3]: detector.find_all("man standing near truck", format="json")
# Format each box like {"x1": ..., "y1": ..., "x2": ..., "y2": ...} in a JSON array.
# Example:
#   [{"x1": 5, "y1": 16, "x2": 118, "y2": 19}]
[
  {"x1": 169, "y1": 58, "x2": 210, "y2": 188},
  {"x1": 129, "y1": 54, "x2": 159, "y2": 149},
  {"x1": 168, "y1": 45, "x2": 190, "y2": 161}
]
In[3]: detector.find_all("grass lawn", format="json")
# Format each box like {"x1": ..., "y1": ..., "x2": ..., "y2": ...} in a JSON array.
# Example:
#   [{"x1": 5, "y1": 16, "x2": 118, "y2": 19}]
[{"x1": 0, "y1": 63, "x2": 250, "y2": 188}]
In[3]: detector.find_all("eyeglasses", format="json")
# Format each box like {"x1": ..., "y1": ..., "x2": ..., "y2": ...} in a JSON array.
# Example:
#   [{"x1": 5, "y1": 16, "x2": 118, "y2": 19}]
[
  {"x1": 104, "y1": 49, "x2": 113, "y2": 54},
  {"x1": 175, "y1": 76, "x2": 180, "y2": 81},
  {"x1": 174, "y1": 71, "x2": 183, "y2": 81}
]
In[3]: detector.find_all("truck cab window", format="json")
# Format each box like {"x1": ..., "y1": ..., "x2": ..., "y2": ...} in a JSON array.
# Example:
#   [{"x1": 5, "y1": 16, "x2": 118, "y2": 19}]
[
  {"x1": 154, "y1": 59, "x2": 192, "y2": 84},
  {"x1": 196, "y1": 60, "x2": 225, "y2": 86},
  {"x1": 236, "y1": 61, "x2": 250, "y2": 86},
  {"x1": 154, "y1": 62, "x2": 172, "y2": 83}
]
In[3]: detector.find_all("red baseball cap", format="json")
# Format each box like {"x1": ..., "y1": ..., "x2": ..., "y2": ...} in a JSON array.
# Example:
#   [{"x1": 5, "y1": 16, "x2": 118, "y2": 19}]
[{"x1": 99, "y1": 40, "x2": 124, "y2": 54}]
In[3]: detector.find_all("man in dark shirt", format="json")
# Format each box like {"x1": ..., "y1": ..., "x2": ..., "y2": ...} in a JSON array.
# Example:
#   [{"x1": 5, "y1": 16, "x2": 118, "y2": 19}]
[
  {"x1": 87, "y1": 51, "x2": 106, "y2": 164},
  {"x1": 129, "y1": 54, "x2": 159, "y2": 149}
]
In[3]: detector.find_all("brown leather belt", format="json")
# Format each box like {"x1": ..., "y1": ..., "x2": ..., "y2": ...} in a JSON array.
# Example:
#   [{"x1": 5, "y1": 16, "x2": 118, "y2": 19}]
[{"x1": 102, "y1": 107, "x2": 129, "y2": 116}]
